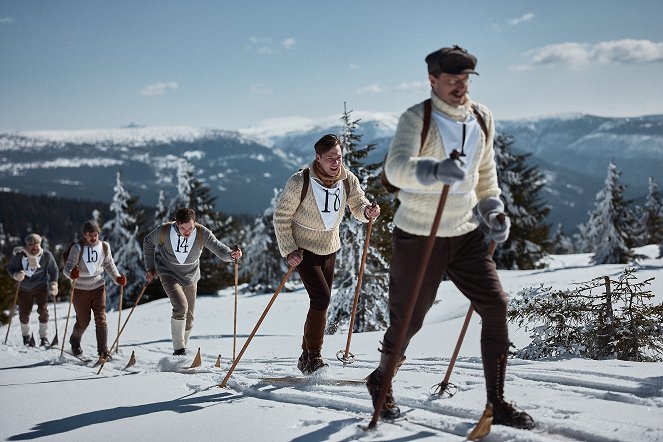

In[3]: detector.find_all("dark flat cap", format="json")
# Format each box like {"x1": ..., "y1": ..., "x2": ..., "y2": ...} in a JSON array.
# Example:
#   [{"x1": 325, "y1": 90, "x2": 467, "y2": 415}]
[{"x1": 426, "y1": 45, "x2": 478, "y2": 75}]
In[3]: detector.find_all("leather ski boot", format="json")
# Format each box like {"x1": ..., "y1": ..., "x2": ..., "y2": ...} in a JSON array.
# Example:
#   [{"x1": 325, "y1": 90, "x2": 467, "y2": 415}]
[
  {"x1": 70, "y1": 336, "x2": 83, "y2": 356},
  {"x1": 40, "y1": 337, "x2": 50, "y2": 347},
  {"x1": 305, "y1": 351, "x2": 328, "y2": 374},
  {"x1": 366, "y1": 350, "x2": 406, "y2": 420},
  {"x1": 23, "y1": 335, "x2": 31, "y2": 346},
  {"x1": 297, "y1": 350, "x2": 309, "y2": 373},
  {"x1": 485, "y1": 346, "x2": 535, "y2": 430}
]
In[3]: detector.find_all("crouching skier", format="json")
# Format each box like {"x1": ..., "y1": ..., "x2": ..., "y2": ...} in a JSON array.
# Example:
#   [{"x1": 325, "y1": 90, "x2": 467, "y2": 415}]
[
  {"x1": 273, "y1": 134, "x2": 380, "y2": 374},
  {"x1": 143, "y1": 208, "x2": 242, "y2": 356}
]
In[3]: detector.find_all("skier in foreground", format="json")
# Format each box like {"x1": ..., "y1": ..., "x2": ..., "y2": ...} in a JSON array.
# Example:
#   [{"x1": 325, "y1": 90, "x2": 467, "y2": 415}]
[
  {"x1": 273, "y1": 134, "x2": 380, "y2": 374},
  {"x1": 367, "y1": 45, "x2": 534, "y2": 430},
  {"x1": 143, "y1": 208, "x2": 242, "y2": 356}
]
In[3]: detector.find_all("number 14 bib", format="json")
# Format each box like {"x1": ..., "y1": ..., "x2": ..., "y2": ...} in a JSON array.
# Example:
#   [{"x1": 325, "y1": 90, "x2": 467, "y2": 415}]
[{"x1": 310, "y1": 179, "x2": 344, "y2": 231}]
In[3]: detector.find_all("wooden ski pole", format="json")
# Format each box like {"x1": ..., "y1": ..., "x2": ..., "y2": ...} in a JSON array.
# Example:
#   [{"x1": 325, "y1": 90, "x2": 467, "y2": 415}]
[
  {"x1": 431, "y1": 222, "x2": 502, "y2": 396},
  {"x1": 113, "y1": 284, "x2": 123, "y2": 354},
  {"x1": 59, "y1": 280, "x2": 76, "y2": 357},
  {"x1": 337, "y1": 205, "x2": 375, "y2": 365},
  {"x1": 50, "y1": 284, "x2": 59, "y2": 347},
  {"x1": 369, "y1": 151, "x2": 460, "y2": 429},
  {"x1": 218, "y1": 266, "x2": 294, "y2": 388},
  {"x1": 233, "y1": 245, "x2": 240, "y2": 362},
  {"x1": 3, "y1": 281, "x2": 21, "y2": 345},
  {"x1": 97, "y1": 281, "x2": 150, "y2": 374}
]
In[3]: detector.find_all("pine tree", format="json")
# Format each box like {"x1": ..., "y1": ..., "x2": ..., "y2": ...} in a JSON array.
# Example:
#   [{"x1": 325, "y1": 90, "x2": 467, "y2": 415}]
[
  {"x1": 327, "y1": 104, "x2": 389, "y2": 334},
  {"x1": 242, "y1": 190, "x2": 290, "y2": 292},
  {"x1": 103, "y1": 171, "x2": 146, "y2": 310},
  {"x1": 492, "y1": 133, "x2": 552, "y2": 269},
  {"x1": 639, "y1": 178, "x2": 663, "y2": 247},
  {"x1": 579, "y1": 162, "x2": 635, "y2": 265},
  {"x1": 551, "y1": 223, "x2": 575, "y2": 254}
]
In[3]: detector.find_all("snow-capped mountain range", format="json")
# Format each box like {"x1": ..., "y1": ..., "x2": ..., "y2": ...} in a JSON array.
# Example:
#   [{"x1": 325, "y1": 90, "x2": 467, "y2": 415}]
[{"x1": 1, "y1": 112, "x2": 661, "y2": 232}]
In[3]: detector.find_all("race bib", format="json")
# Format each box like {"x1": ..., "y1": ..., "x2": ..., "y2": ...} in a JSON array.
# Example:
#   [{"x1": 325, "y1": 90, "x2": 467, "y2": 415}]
[
  {"x1": 310, "y1": 179, "x2": 344, "y2": 231},
  {"x1": 170, "y1": 224, "x2": 196, "y2": 264},
  {"x1": 22, "y1": 253, "x2": 42, "y2": 277},
  {"x1": 82, "y1": 243, "x2": 104, "y2": 275},
  {"x1": 432, "y1": 111, "x2": 481, "y2": 193}
]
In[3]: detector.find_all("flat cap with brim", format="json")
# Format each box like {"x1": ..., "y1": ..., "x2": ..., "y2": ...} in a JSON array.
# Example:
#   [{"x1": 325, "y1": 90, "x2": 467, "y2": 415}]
[{"x1": 426, "y1": 45, "x2": 479, "y2": 75}]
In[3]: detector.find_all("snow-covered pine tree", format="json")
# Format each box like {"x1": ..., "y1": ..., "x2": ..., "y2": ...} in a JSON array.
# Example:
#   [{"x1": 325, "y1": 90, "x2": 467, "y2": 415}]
[
  {"x1": 551, "y1": 223, "x2": 575, "y2": 254},
  {"x1": 241, "y1": 189, "x2": 291, "y2": 292},
  {"x1": 579, "y1": 162, "x2": 635, "y2": 265},
  {"x1": 155, "y1": 189, "x2": 168, "y2": 224},
  {"x1": 639, "y1": 178, "x2": 663, "y2": 247},
  {"x1": 492, "y1": 133, "x2": 551, "y2": 269},
  {"x1": 326, "y1": 104, "x2": 389, "y2": 334},
  {"x1": 103, "y1": 171, "x2": 146, "y2": 310}
]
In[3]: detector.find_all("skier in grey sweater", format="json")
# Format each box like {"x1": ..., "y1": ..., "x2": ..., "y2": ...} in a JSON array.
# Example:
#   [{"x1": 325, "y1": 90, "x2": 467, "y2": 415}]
[
  {"x1": 143, "y1": 207, "x2": 242, "y2": 356},
  {"x1": 7, "y1": 233, "x2": 59, "y2": 346}
]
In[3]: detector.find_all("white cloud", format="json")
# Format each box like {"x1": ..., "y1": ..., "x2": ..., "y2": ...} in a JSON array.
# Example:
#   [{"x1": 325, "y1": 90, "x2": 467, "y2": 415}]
[
  {"x1": 509, "y1": 13, "x2": 534, "y2": 26},
  {"x1": 248, "y1": 36, "x2": 274, "y2": 54},
  {"x1": 282, "y1": 38, "x2": 296, "y2": 50},
  {"x1": 350, "y1": 63, "x2": 360, "y2": 70},
  {"x1": 0, "y1": 17, "x2": 16, "y2": 24},
  {"x1": 396, "y1": 81, "x2": 428, "y2": 91},
  {"x1": 249, "y1": 83, "x2": 272, "y2": 95},
  {"x1": 139, "y1": 81, "x2": 178, "y2": 96},
  {"x1": 518, "y1": 39, "x2": 663, "y2": 69},
  {"x1": 356, "y1": 84, "x2": 383, "y2": 94}
]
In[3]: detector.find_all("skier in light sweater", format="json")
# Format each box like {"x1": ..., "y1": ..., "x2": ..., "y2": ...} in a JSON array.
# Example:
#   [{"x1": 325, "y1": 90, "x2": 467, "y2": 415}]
[
  {"x1": 64, "y1": 221, "x2": 125, "y2": 359},
  {"x1": 273, "y1": 134, "x2": 380, "y2": 374},
  {"x1": 366, "y1": 45, "x2": 534, "y2": 430},
  {"x1": 143, "y1": 207, "x2": 242, "y2": 356}
]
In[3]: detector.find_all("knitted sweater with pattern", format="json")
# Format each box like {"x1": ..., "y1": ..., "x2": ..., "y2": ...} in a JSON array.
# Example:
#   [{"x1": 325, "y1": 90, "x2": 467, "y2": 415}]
[
  {"x1": 273, "y1": 162, "x2": 371, "y2": 257},
  {"x1": 384, "y1": 92, "x2": 501, "y2": 237},
  {"x1": 63, "y1": 241, "x2": 120, "y2": 291}
]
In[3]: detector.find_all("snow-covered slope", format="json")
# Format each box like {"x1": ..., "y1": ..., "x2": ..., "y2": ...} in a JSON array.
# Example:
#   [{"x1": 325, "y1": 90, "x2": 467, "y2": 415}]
[{"x1": 1, "y1": 246, "x2": 662, "y2": 441}]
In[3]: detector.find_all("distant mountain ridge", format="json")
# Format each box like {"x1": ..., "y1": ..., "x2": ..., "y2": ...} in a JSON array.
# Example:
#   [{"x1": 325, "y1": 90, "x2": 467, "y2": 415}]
[{"x1": 1, "y1": 113, "x2": 661, "y2": 233}]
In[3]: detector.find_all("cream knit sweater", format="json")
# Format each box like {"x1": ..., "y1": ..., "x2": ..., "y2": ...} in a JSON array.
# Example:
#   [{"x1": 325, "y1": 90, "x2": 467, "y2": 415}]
[
  {"x1": 384, "y1": 92, "x2": 501, "y2": 237},
  {"x1": 273, "y1": 162, "x2": 371, "y2": 257}
]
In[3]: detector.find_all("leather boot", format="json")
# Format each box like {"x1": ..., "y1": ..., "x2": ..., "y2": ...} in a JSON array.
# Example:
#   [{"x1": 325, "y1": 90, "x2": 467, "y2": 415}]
[
  {"x1": 70, "y1": 334, "x2": 83, "y2": 356},
  {"x1": 366, "y1": 349, "x2": 405, "y2": 420},
  {"x1": 302, "y1": 308, "x2": 327, "y2": 353},
  {"x1": 95, "y1": 326, "x2": 109, "y2": 356},
  {"x1": 482, "y1": 341, "x2": 534, "y2": 430}
]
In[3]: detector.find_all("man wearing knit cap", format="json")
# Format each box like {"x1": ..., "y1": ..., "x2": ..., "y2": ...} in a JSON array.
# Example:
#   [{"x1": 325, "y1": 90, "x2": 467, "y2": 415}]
[
  {"x1": 63, "y1": 220, "x2": 125, "y2": 359},
  {"x1": 366, "y1": 45, "x2": 534, "y2": 430},
  {"x1": 143, "y1": 208, "x2": 242, "y2": 356},
  {"x1": 273, "y1": 134, "x2": 380, "y2": 374},
  {"x1": 7, "y1": 233, "x2": 59, "y2": 346}
]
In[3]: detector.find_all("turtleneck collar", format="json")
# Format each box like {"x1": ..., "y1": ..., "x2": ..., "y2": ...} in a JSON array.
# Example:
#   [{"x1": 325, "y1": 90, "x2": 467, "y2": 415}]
[{"x1": 430, "y1": 91, "x2": 472, "y2": 122}]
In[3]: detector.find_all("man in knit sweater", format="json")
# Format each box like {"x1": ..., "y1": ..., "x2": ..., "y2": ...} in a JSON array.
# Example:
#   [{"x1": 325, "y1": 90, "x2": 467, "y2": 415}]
[
  {"x1": 7, "y1": 233, "x2": 59, "y2": 347},
  {"x1": 273, "y1": 134, "x2": 380, "y2": 374},
  {"x1": 64, "y1": 221, "x2": 125, "y2": 359},
  {"x1": 366, "y1": 46, "x2": 534, "y2": 430},
  {"x1": 143, "y1": 208, "x2": 242, "y2": 356}
]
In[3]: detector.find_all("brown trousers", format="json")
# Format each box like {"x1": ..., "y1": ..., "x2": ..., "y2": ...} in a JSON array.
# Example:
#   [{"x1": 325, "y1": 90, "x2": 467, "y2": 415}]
[
  {"x1": 296, "y1": 249, "x2": 336, "y2": 352},
  {"x1": 71, "y1": 285, "x2": 107, "y2": 340},
  {"x1": 382, "y1": 227, "x2": 509, "y2": 354},
  {"x1": 18, "y1": 285, "x2": 49, "y2": 325}
]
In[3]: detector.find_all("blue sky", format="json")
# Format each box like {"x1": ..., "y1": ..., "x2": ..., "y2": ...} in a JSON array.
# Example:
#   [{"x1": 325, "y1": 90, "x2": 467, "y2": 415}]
[{"x1": 1, "y1": 0, "x2": 662, "y2": 131}]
